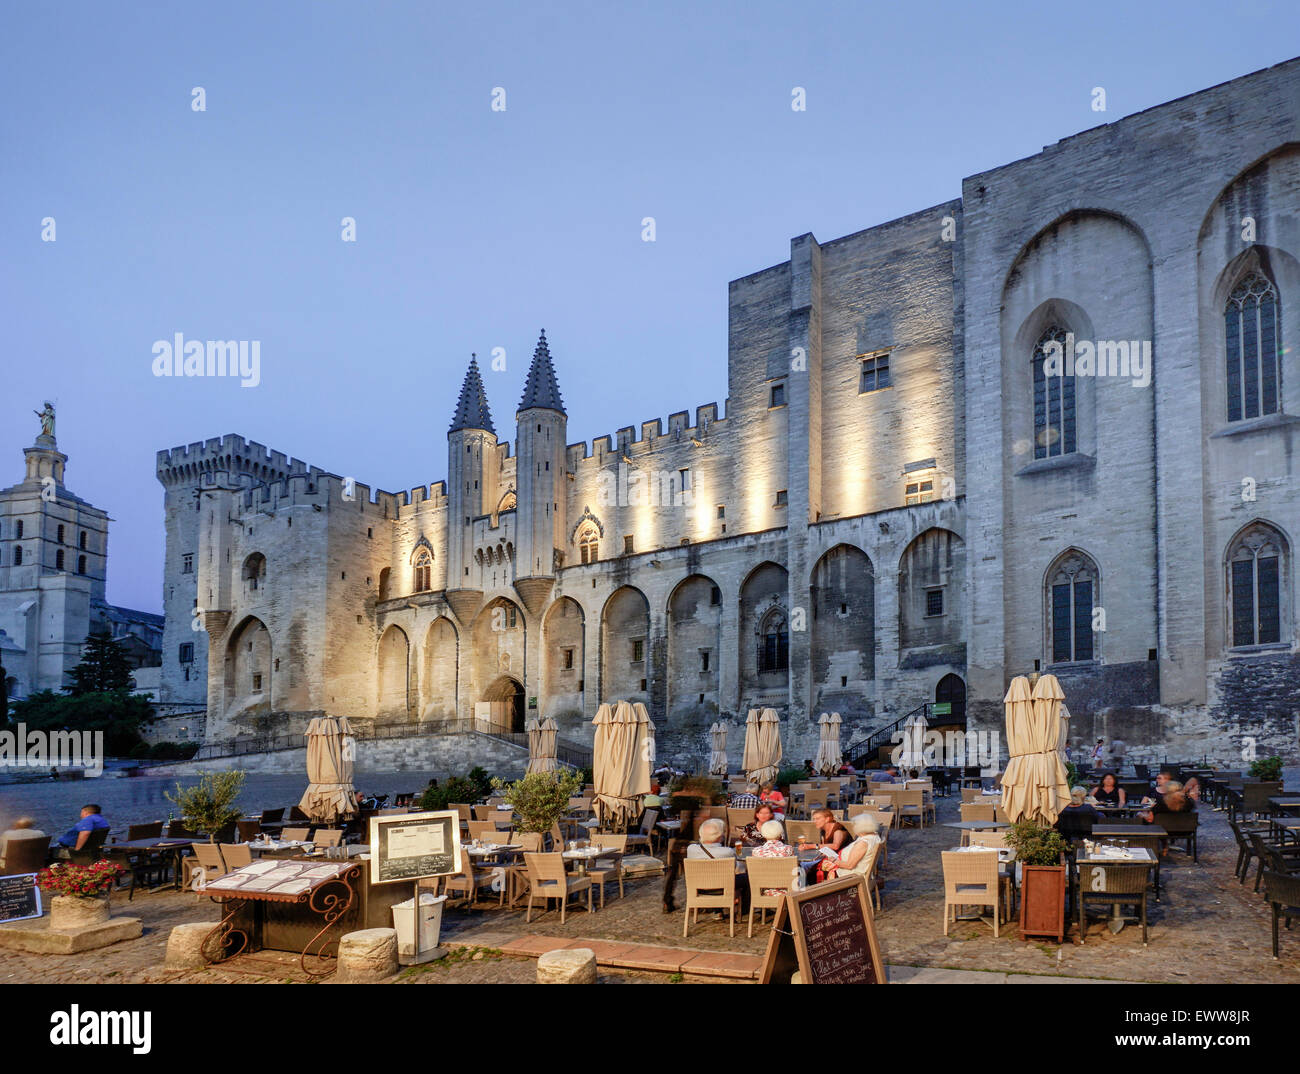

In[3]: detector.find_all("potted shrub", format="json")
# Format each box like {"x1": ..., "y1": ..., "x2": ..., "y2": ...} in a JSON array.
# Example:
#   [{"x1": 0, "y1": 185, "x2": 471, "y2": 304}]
[
  {"x1": 1006, "y1": 820, "x2": 1069, "y2": 943},
  {"x1": 37, "y1": 860, "x2": 124, "y2": 929},
  {"x1": 1250, "y1": 756, "x2": 1284, "y2": 783},
  {"x1": 165, "y1": 770, "x2": 246, "y2": 842},
  {"x1": 491, "y1": 769, "x2": 583, "y2": 834},
  {"x1": 420, "y1": 774, "x2": 482, "y2": 812}
]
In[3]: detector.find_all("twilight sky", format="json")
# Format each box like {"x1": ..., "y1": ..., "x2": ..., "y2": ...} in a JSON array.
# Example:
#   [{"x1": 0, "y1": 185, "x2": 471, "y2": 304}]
[{"x1": 2, "y1": 0, "x2": 1297, "y2": 613}]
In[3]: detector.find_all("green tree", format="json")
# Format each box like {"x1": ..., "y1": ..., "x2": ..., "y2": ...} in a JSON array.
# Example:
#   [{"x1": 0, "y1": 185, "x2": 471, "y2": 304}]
[
  {"x1": 166, "y1": 771, "x2": 246, "y2": 842},
  {"x1": 65, "y1": 632, "x2": 136, "y2": 695},
  {"x1": 9, "y1": 689, "x2": 154, "y2": 755}
]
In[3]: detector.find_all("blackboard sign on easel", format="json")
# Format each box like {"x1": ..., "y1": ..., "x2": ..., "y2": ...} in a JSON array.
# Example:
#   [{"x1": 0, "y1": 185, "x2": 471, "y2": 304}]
[
  {"x1": 0, "y1": 873, "x2": 43, "y2": 924},
  {"x1": 759, "y1": 874, "x2": 886, "y2": 984}
]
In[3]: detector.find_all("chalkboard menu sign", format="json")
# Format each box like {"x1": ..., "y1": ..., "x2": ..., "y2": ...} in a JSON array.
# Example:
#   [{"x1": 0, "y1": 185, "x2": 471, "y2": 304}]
[
  {"x1": 0, "y1": 873, "x2": 43, "y2": 924},
  {"x1": 759, "y1": 875, "x2": 886, "y2": 985},
  {"x1": 369, "y1": 811, "x2": 461, "y2": 885}
]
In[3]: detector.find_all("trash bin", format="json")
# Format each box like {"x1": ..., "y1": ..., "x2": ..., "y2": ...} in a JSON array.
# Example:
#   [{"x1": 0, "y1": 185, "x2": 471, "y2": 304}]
[{"x1": 391, "y1": 892, "x2": 447, "y2": 962}]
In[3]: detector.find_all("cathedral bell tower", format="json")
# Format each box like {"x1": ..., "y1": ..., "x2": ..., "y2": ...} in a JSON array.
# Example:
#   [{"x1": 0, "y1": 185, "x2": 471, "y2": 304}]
[{"x1": 513, "y1": 330, "x2": 567, "y2": 618}]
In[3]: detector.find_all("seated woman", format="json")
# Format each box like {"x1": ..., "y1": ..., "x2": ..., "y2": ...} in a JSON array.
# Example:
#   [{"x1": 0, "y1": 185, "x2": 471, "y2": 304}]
[
  {"x1": 686, "y1": 818, "x2": 736, "y2": 859},
  {"x1": 734, "y1": 803, "x2": 777, "y2": 847},
  {"x1": 1182, "y1": 776, "x2": 1201, "y2": 803},
  {"x1": 1090, "y1": 772, "x2": 1126, "y2": 807},
  {"x1": 1055, "y1": 786, "x2": 1100, "y2": 839},
  {"x1": 751, "y1": 819, "x2": 795, "y2": 859},
  {"x1": 1141, "y1": 782, "x2": 1195, "y2": 824},
  {"x1": 820, "y1": 813, "x2": 882, "y2": 886},
  {"x1": 799, "y1": 808, "x2": 855, "y2": 882},
  {"x1": 759, "y1": 784, "x2": 786, "y2": 815}
]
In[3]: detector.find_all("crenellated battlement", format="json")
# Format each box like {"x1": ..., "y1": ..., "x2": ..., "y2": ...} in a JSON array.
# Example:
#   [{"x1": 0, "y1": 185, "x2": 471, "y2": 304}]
[{"x1": 564, "y1": 402, "x2": 727, "y2": 473}]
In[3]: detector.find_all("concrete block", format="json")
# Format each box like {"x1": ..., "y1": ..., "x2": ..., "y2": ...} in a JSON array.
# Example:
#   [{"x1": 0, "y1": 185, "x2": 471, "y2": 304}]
[{"x1": 537, "y1": 947, "x2": 597, "y2": 984}]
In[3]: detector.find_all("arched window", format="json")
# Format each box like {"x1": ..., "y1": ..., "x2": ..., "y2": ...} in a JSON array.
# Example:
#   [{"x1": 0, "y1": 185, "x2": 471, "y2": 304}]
[
  {"x1": 378, "y1": 567, "x2": 391, "y2": 601},
  {"x1": 757, "y1": 608, "x2": 789, "y2": 673},
  {"x1": 498, "y1": 490, "x2": 517, "y2": 513},
  {"x1": 77, "y1": 555, "x2": 86, "y2": 575},
  {"x1": 1032, "y1": 325, "x2": 1076, "y2": 459},
  {"x1": 1047, "y1": 551, "x2": 1098, "y2": 664},
  {"x1": 413, "y1": 549, "x2": 432, "y2": 592},
  {"x1": 57, "y1": 524, "x2": 65, "y2": 543},
  {"x1": 1228, "y1": 523, "x2": 1285, "y2": 647},
  {"x1": 15, "y1": 521, "x2": 23, "y2": 539},
  {"x1": 79, "y1": 531, "x2": 87, "y2": 550},
  {"x1": 578, "y1": 524, "x2": 599, "y2": 565},
  {"x1": 1225, "y1": 272, "x2": 1281, "y2": 422},
  {"x1": 242, "y1": 553, "x2": 267, "y2": 591}
]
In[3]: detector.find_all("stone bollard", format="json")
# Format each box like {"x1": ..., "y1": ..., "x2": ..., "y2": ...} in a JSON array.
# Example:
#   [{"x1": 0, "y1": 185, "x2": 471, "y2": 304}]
[
  {"x1": 537, "y1": 947, "x2": 597, "y2": 984},
  {"x1": 165, "y1": 922, "x2": 213, "y2": 969},
  {"x1": 334, "y1": 928, "x2": 399, "y2": 983}
]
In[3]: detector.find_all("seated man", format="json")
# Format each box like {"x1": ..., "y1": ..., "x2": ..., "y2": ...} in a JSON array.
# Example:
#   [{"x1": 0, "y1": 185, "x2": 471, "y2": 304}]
[
  {"x1": 875, "y1": 766, "x2": 901, "y2": 783},
  {"x1": 1141, "y1": 783, "x2": 1195, "y2": 824},
  {"x1": 1054, "y1": 787, "x2": 1100, "y2": 841},
  {"x1": 729, "y1": 783, "x2": 761, "y2": 810},
  {"x1": 686, "y1": 818, "x2": 736, "y2": 859},
  {"x1": 55, "y1": 803, "x2": 108, "y2": 857}
]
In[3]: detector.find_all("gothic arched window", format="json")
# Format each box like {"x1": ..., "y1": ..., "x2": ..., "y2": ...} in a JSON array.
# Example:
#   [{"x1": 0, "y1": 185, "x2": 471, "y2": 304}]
[
  {"x1": 1047, "y1": 551, "x2": 1098, "y2": 664},
  {"x1": 578, "y1": 524, "x2": 599, "y2": 566},
  {"x1": 1228, "y1": 523, "x2": 1285, "y2": 648},
  {"x1": 242, "y1": 553, "x2": 267, "y2": 592},
  {"x1": 413, "y1": 549, "x2": 433, "y2": 593},
  {"x1": 757, "y1": 608, "x2": 789, "y2": 673},
  {"x1": 1032, "y1": 325, "x2": 1076, "y2": 459},
  {"x1": 1225, "y1": 272, "x2": 1281, "y2": 422}
]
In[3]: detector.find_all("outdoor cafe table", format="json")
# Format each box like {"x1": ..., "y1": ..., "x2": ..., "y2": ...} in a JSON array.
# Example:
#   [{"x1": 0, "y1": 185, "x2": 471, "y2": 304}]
[
  {"x1": 1271, "y1": 816, "x2": 1300, "y2": 843},
  {"x1": 1092, "y1": 823, "x2": 1165, "y2": 838},
  {"x1": 244, "y1": 839, "x2": 315, "y2": 858},
  {"x1": 1074, "y1": 845, "x2": 1156, "y2": 934},
  {"x1": 201, "y1": 859, "x2": 368, "y2": 978},
  {"x1": 561, "y1": 846, "x2": 613, "y2": 875},
  {"x1": 1269, "y1": 798, "x2": 1300, "y2": 817},
  {"x1": 944, "y1": 819, "x2": 1009, "y2": 846},
  {"x1": 112, "y1": 838, "x2": 201, "y2": 891}
]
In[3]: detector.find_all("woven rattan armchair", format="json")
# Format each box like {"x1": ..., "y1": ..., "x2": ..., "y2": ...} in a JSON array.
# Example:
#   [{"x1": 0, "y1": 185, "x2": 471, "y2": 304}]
[
  {"x1": 682, "y1": 857, "x2": 736, "y2": 938},
  {"x1": 1077, "y1": 861, "x2": 1150, "y2": 945},
  {"x1": 745, "y1": 856, "x2": 794, "y2": 938},
  {"x1": 523, "y1": 852, "x2": 592, "y2": 924},
  {"x1": 941, "y1": 850, "x2": 1004, "y2": 937}
]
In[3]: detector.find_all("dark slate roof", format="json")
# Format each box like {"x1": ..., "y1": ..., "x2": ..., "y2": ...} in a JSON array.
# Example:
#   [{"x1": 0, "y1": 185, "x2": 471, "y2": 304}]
[
  {"x1": 517, "y1": 330, "x2": 566, "y2": 415},
  {"x1": 449, "y1": 356, "x2": 496, "y2": 434}
]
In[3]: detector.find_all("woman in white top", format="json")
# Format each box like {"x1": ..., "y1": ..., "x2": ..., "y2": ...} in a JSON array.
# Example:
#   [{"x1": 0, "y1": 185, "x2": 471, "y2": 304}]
[
  {"x1": 686, "y1": 817, "x2": 736, "y2": 859},
  {"x1": 821, "y1": 813, "x2": 881, "y2": 881}
]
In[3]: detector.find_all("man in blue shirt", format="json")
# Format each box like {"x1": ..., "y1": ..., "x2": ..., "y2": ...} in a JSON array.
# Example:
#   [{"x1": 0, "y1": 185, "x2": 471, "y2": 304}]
[{"x1": 56, "y1": 804, "x2": 108, "y2": 853}]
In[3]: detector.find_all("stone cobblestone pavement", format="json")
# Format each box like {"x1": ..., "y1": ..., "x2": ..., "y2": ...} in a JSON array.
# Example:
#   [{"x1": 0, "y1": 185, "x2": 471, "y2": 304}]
[{"x1": 2, "y1": 796, "x2": 1297, "y2": 983}]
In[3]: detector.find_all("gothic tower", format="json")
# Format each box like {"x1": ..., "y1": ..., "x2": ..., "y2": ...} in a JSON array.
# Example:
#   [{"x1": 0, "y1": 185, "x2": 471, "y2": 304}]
[
  {"x1": 445, "y1": 356, "x2": 498, "y2": 624},
  {"x1": 513, "y1": 331, "x2": 567, "y2": 617}
]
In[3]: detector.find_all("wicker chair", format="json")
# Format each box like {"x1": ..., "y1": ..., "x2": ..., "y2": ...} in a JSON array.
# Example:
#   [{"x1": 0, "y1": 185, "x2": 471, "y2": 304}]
[
  {"x1": 1, "y1": 836, "x2": 49, "y2": 874},
  {"x1": 785, "y1": 820, "x2": 819, "y2": 845},
  {"x1": 968, "y1": 830, "x2": 1009, "y2": 849},
  {"x1": 1159, "y1": 811, "x2": 1199, "y2": 861},
  {"x1": 166, "y1": 820, "x2": 200, "y2": 838},
  {"x1": 1096, "y1": 835, "x2": 1162, "y2": 899},
  {"x1": 1077, "y1": 861, "x2": 1150, "y2": 945},
  {"x1": 281, "y1": 827, "x2": 311, "y2": 842},
  {"x1": 472, "y1": 805, "x2": 497, "y2": 822},
  {"x1": 236, "y1": 819, "x2": 261, "y2": 843},
  {"x1": 66, "y1": 828, "x2": 111, "y2": 865},
  {"x1": 586, "y1": 834, "x2": 627, "y2": 907},
  {"x1": 187, "y1": 843, "x2": 227, "y2": 892},
  {"x1": 127, "y1": 821, "x2": 164, "y2": 841},
  {"x1": 1243, "y1": 782, "x2": 1283, "y2": 821},
  {"x1": 466, "y1": 821, "x2": 498, "y2": 841},
  {"x1": 1229, "y1": 819, "x2": 1271, "y2": 881},
  {"x1": 745, "y1": 856, "x2": 794, "y2": 937},
  {"x1": 961, "y1": 788, "x2": 984, "y2": 804},
  {"x1": 960, "y1": 803, "x2": 996, "y2": 823},
  {"x1": 895, "y1": 788, "x2": 926, "y2": 829},
  {"x1": 219, "y1": 843, "x2": 252, "y2": 869},
  {"x1": 313, "y1": 829, "x2": 343, "y2": 847},
  {"x1": 941, "y1": 850, "x2": 1004, "y2": 937},
  {"x1": 1264, "y1": 869, "x2": 1300, "y2": 959},
  {"x1": 523, "y1": 852, "x2": 592, "y2": 924},
  {"x1": 682, "y1": 857, "x2": 735, "y2": 938},
  {"x1": 624, "y1": 809, "x2": 659, "y2": 857},
  {"x1": 444, "y1": 849, "x2": 505, "y2": 908}
]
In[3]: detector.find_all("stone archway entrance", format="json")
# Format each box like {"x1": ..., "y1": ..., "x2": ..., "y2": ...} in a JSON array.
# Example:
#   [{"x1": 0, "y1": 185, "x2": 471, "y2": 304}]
[{"x1": 481, "y1": 675, "x2": 525, "y2": 733}]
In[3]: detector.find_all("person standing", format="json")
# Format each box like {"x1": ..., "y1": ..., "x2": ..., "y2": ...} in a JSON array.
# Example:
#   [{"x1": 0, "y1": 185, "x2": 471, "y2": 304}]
[{"x1": 1091, "y1": 739, "x2": 1105, "y2": 770}]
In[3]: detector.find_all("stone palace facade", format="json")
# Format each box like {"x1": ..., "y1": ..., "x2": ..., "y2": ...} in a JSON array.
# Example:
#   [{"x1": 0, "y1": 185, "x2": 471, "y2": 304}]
[{"x1": 157, "y1": 59, "x2": 1300, "y2": 764}]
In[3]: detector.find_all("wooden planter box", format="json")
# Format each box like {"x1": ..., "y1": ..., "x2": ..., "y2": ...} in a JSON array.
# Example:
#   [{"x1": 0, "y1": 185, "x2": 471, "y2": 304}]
[{"x1": 1019, "y1": 863, "x2": 1067, "y2": 942}]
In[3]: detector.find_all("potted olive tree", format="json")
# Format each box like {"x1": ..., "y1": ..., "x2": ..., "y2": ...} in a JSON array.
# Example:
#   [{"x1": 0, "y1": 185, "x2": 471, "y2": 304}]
[
  {"x1": 165, "y1": 770, "x2": 246, "y2": 842},
  {"x1": 1006, "y1": 820, "x2": 1069, "y2": 943},
  {"x1": 491, "y1": 769, "x2": 583, "y2": 834}
]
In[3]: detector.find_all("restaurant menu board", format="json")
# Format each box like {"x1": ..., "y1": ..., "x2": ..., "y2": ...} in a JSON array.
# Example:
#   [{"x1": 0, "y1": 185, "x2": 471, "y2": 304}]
[
  {"x1": 369, "y1": 811, "x2": 460, "y2": 884},
  {"x1": 0, "y1": 873, "x2": 42, "y2": 923},
  {"x1": 759, "y1": 875, "x2": 886, "y2": 985},
  {"x1": 205, "y1": 859, "x2": 349, "y2": 898}
]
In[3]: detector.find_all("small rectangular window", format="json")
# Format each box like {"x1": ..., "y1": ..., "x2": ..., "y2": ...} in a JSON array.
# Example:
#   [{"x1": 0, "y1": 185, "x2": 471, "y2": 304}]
[
  {"x1": 179, "y1": 643, "x2": 194, "y2": 664},
  {"x1": 710, "y1": 586, "x2": 721, "y2": 606},
  {"x1": 925, "y1": 589, "x2": 944, "y2": 617},
  {"x1": 632, "y1": 639, "x2": 644, "y2": 663},
  {"x1": 860, "y1": 351, "x2": 891, "y2": 393},
  {"x1": 716, "y1": 505, "x2": 725, "y2": 520},
  {"x1": 252, "y1": 673, "x2": 263, "y2": 691},
  {"x1": 623, "y1": 535, "x2": 635, "y2": 555},
  {"x1": 770, "y1": 383, "x2": 785, "y2": 408},
  {"x1": 182, "y1": 553, "x2": 194, "y2": 574},
  {"x1": 700, "y1": 650, "x2": 710, "y2": 672},
  {"x1": 563, "y1": 647, "x2": 575, "y2": 670},
  {"x1": 774, "y1": 490, "x2": 788, "y2": 507},
  {"x1": 905, "y1": 480, "x2": 934, "y2": 506}
]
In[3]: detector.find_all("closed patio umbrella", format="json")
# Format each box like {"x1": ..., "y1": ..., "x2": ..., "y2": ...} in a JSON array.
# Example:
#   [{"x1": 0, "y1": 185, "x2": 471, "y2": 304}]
[
  {"x1": 897, "y1": 710, "x2": 929, "y2": 772},
  {"x1": 1001, "y1": 674, "x2": 1071, "y2": 825},
  {"x1": 633, "y1": 702, "x2": 656, "y2": 768},
  {"x1": 299, "y1": 716, "x2": 358, "y2": 824},
  {"x1": 708, "y1": 722, "x2": 729, "y2": 777},
  {"x1": 592, "y1": 701, "x2": 649, "y2": 828},
  {"x1": 741, "y1": 709, "x2": 761, "y2": 780},
  {"x1": 814, "y1": 713, "x2": 836, "y2": 775},
  {"x1": 527, "y1": 716, "x2": 558, "y2": 774},
  {"x1": 828, "y1": 711, "x2": 842, "y2": 773},
  {"x1": 747, "y1": 707, "x2": 783, "y2": 785}
]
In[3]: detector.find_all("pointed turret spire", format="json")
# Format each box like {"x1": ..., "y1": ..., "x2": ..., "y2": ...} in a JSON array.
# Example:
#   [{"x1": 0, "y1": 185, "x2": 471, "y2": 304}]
[
  {"x1": 449, "y1": 354, "x2": 496, "y2": 434},
  {"x1": 517, "y1": 330, "x2": 566, "y2": 415}
]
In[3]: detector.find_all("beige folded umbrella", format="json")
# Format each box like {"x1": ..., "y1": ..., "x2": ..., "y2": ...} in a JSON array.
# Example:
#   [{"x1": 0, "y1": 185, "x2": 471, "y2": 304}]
[
  {"x1": 897, "y1": 710, "x2": 929, "y2": 772},
  {"x1": 592, "y1": 701, "x2": 649, "y2": 828},
  {"x1": 1001, "y1": 674, "x2": 1071, "y2": 824},
  {"x1": 708, "y1": 721, "x2": 729, "y2": 777},
  {"x1": 828, "y1": 711, "x2": 843, "y2": 773},
  {"x1": 747, "y1": 707, "x2": 783, "y2": 785},
  {"x1": 527, "y1": 716, "x2": 558, "y2": 774},
  {"x1": 634, "y1": 702, "x2": 656, "y2": 767},
  {"x1": 741, "y1": 709, "x2": 761, "y2": 779},
  {"x1": 814, "y1": 713, "x2": 835, "y2": 775},
  {"x1": 299, "y1": 716, "x2": 358, "y2": 824}
]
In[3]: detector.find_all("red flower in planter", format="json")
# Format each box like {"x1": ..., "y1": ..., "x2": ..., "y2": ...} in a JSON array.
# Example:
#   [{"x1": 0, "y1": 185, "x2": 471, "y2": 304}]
[{"x1": 36, "y1": 860, "x2": 124, "y2": 897}]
